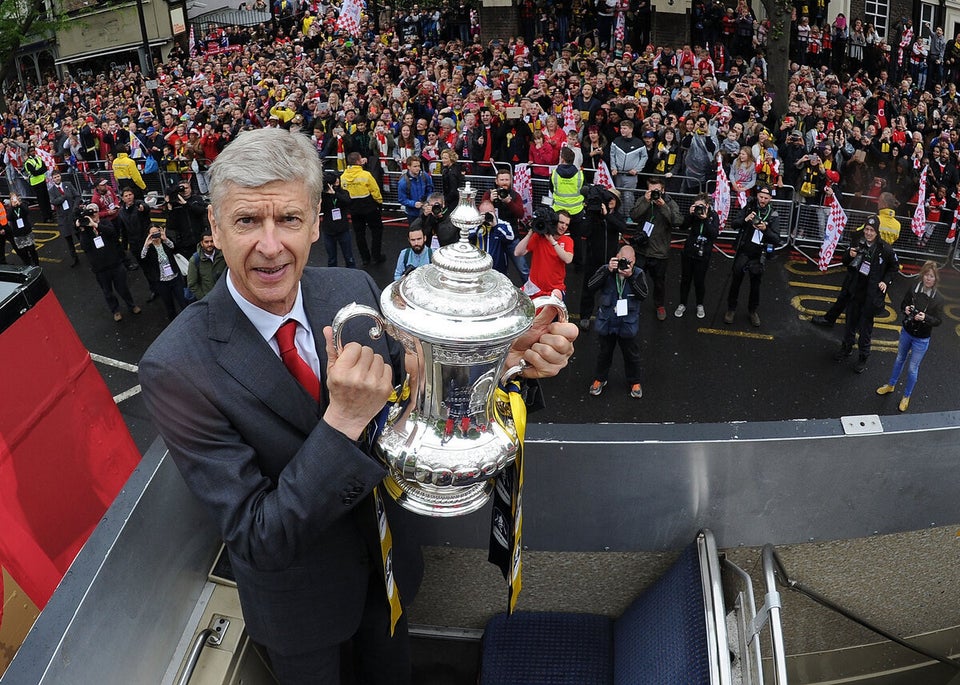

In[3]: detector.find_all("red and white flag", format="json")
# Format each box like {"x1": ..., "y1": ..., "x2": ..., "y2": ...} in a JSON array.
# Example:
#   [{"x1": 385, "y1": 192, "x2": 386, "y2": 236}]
[
  {"x1": 562, "y1": 99, "x2": 577, "y2": 133},
  {"x1": 712, "y1": 155, "x2": 730, "y2": 227},
  {"x1": 188, "y1": 25, "x2": 195, "y2": 56},
  {"x1": 911, "y1": 165, "x2": 928, "y2": 238},
  {"x1": 36, "y1": 147, "x2": 57, "y2": 177},
  {"x1": 513, "y1": 163, "x2": 534, "y2": 219},
  {"x1": 594, "y1": 159, "x2": 615, "y2": 191},
  {"x1": 818, "y1": 195, "x2": 848, "y2": 271},
  {"x1": 614, "y1": 12, "x2": 625, "y2": 42},
  {"x1": 336, "y1": 0, "x2": 364, "y2": 36},
  {"x1": 737, "y1": 190, "x2": 747, "y2": 208}
]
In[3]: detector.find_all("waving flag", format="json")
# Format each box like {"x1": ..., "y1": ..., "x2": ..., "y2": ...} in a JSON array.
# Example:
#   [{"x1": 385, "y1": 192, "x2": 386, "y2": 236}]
[
  {"x1": 336, "y1": 0, "x2": 364, "y2": 36},
  {"x1": 737, "y1": 190, "x2": 747, "y2": 208},
  {"x1": 911, "y1": 165, "x2": 928, "y2": 238},
  {"x1": 594, "y1": 159, "x2": 615, "y2": 191},
  {"x1": 818, "y1": 195, "x2": 848, "y2": 271},
  {"x1": 35, "y1": 147, "x2": 57, "y2": 177},
  {"x1": 614, "y1": 12, "x2": 625, "y2": 42},
  {"x1": 712, "y1": 155, "x2": 730, "y2": 227},
  {"x1": 513, "y1": 163, "x2": 534, "y2": 219},
  {"x1": 562, "y1": 99, "x2": 577, "y2": 133}
]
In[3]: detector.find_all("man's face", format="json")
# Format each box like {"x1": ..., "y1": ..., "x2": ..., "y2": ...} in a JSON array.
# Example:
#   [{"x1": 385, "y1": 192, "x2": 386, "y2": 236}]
[
  {"x1": 757, "y1": 190, "x2": 771, "y2": 206},
  {"x1": 122, "y1": 190, "x2": 135, "y2": 206},
  {"x1": 201, "y1": 235, "x2": 216, "y2": 254},
  {"x1": 209, "y1": 180, "x2": 320, "y2": 316},
  {"x1": 96, "y1": 183, "x2": 109, "y2": 195},
  {"x1": 408, "y1": 229, "x2": 426, "y2": 253},
  {"x1": 495, "y1": 172, "x2": 512, "y2": 190},
  {"x1": 556, "y1": 214, "x2": 570, "y2": 235}
]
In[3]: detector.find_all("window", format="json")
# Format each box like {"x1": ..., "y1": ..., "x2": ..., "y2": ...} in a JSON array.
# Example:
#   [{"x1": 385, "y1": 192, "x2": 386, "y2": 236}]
[
  {"x1": 919, "y1": 3, "x2": 937, "y2": 32},
  {"x1": 864, "y1": 0, "x2": 889, "y2": 39}
]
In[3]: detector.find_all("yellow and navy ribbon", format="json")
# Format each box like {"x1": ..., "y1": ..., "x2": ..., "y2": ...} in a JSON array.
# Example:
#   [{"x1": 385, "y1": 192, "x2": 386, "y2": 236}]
[{"x1": 488, "y1": 378, "x2": 528, "y2": 614}]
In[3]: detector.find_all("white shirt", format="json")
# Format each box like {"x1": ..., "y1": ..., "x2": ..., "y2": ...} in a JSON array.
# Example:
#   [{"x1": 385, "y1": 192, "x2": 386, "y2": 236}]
[{"x1": 225, "y1": 270, "x2": 322, "y2": 379}]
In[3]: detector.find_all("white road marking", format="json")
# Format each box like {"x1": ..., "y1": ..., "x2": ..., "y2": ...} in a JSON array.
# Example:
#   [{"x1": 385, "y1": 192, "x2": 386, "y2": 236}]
[{"x1": 90, "y1": 352, "x2": 139, "y2": 373}]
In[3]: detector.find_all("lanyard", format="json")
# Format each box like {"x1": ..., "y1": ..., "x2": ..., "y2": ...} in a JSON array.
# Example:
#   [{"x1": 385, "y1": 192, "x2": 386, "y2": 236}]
[{"x1": 616, "y1": 274, "x2": 626, "y2": 298}]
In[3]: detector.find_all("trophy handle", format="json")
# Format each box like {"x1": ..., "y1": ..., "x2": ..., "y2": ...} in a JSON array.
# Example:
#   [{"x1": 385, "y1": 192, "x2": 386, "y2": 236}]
[
  {"x1": 499, "y1": 294, "x2": 569, "y2": 384},
  {"x1": 331, "y1": 302, "x2": 386, "y2": 352}
]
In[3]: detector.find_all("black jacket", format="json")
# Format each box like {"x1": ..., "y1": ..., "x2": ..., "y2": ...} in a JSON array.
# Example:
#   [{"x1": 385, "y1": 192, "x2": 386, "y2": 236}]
[
  {"x1": 680, "y1": 209, "x2": 720, "y2": 260},
  {"x1": 841, "y1": 237, "x2": 898, "y2": 311},
  {"x1": 900, "y1": 283, "x2": 942, "y2": 339},
  {"x1": 78, "y1": 219, "x2": 124, "y2": 273}
]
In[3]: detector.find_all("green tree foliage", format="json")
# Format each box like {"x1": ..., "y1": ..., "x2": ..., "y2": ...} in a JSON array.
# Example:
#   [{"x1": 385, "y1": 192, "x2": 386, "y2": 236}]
[{"x1": 0, "y1": 0, "x2": 62, "y2": 102}]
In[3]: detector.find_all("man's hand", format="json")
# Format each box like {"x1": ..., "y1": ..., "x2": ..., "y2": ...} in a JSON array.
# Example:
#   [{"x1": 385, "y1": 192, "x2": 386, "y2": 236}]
[
  {"x1": 322, "y1": 326, "x2": 394, "y2": 440},
  {"x1": 506, "y1": 296, "x2": 578, "y2": 379}
]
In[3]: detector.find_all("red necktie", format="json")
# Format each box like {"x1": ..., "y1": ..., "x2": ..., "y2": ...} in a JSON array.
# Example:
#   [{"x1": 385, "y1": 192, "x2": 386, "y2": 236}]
[{"x1": 275, "y1": 320, "x2": 322, "y2": 403}]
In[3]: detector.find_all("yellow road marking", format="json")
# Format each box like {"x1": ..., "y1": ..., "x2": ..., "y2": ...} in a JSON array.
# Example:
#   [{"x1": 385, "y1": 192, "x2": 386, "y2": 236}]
[
  {"x1": 698, "y1": 327, "x2": 774, "y2": 341},
  {"x1": 788, "y1": 281, "x2": 842, "y2": 291}
]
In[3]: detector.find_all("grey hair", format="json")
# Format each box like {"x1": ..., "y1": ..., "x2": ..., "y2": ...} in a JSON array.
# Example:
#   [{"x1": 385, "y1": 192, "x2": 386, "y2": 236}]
[{"x1": 207, "y1": 128, "x2": 322, "y2": 221}]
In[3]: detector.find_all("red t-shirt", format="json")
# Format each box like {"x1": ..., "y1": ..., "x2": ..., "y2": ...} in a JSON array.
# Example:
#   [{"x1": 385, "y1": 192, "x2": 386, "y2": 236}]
[{"x1": 527, "y1": 232, "x2": 573, "y2": 296}]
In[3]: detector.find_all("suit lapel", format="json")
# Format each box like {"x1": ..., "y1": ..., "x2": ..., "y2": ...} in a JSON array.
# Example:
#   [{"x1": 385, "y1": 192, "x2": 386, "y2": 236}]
[{"x1": 206, "y1": 279, "x2": 321, "y2": 435}]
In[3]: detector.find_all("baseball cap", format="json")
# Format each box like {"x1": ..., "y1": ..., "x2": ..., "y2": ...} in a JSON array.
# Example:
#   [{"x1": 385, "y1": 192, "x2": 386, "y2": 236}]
[
  {"x1": 790, "y1": 129, "x2": 803, "y2": 137},
  {"x1": 86, "y1": 203, "x2": 100, "y2": 212},
  {"x1": 97, "y1": 179, "x2": 108, "y2": 187},
  {"x1": 865, "y1": 215, "x2": 879, "y2": 228},
  {"x1": 642, "y1": 131, "x2": 656, "y2": 138}
]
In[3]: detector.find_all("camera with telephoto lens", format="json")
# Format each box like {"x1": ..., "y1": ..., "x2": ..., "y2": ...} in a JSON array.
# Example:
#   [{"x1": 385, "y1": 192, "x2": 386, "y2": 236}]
[
  {"x1": 649, "y1": 189, "x2": 662, "y2": 201},
  {"x1": 529, "y1": 206, "x2": 559, "y2": 236},
  {"x1": 431, "y1": 203, "x2": 443, "y2": 216},
  {"x1": 617, "y1": 258, "x2": 631, "y2": 271},
  {"x1": 483, "y1": 211, "x2": 495, "y2": 226},
  {"x1": 496, "y1": 187, "x2": 510, "y2": 201},
  {"x1": 694, "y1": 203, "x2": 707, "y2": 218}
]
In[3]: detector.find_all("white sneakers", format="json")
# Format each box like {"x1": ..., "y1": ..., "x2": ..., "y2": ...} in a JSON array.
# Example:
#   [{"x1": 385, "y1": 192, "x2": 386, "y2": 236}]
[{"x1": 676, "y1": 304, "x2": 706, "y2": 318}]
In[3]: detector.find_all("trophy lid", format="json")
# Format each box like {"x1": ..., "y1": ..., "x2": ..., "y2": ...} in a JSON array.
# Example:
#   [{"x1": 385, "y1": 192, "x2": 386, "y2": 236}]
[{"x1": 380, "y1": 183, "x2": 534, "y2": 345}]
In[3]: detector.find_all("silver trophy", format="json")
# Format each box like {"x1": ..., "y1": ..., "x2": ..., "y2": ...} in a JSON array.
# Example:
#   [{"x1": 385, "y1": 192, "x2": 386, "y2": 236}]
[{"x1": 332, "y1": 183, "x2": 566, "y2": 517}]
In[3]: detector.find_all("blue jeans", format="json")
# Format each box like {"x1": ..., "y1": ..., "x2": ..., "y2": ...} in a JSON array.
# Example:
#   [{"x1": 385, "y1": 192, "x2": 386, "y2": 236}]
[{"x1": 887, "y1": 330, "x2": 931, "y2": 398}]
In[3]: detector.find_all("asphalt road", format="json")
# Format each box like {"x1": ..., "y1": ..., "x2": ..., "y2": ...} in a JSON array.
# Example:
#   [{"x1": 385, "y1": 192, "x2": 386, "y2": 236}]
[{"x1": 24, "y1": 212, "x2": 960, "y2": 455}]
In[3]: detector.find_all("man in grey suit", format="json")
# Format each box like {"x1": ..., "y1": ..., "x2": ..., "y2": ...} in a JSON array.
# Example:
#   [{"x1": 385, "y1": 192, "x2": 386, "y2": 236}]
[{"x1": 139, "y1": 128, "x2": 577, "y2": 684}]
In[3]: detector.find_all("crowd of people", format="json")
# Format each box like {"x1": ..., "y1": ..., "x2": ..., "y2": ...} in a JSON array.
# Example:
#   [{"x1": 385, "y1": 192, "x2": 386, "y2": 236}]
[{"x1": 0, "y1": 0, "x2": 951, "y2": 406}]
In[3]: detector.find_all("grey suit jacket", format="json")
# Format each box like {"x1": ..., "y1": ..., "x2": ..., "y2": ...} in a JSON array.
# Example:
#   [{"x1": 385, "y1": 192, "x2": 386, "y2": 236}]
[{"x1": 140, "y1": 266, "x2": 418, "y2": 655}]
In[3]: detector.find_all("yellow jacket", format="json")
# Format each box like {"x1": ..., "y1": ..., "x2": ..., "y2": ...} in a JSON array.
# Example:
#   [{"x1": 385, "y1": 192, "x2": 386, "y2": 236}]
[
  {"x1": 112, "y1": 153, "x2": 146, "y2": 190},
  {"x1": 340, "y1": 165, "x2": 383, "y2": 203},
  {"x1": 269, "y1": 104, "x2": 297, "y2": 124},
  {"x1": 878, "y1": 208, "x2": 900, "y2": 245}
]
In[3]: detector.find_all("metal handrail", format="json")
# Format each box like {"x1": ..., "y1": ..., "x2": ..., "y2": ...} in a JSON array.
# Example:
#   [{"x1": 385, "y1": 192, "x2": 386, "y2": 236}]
[
  {"x1": 176, "y1": 628, "x2": 214, "y2": 685},
  {"x1": 761, "y1": 546, "x2": 789, "y2": 685},
  {"x1": 721, "y1": 556, "x2": 764, "y2": 684},
  {"x1": 765, "y1": 544, "x2": 960, "y2": 672}
]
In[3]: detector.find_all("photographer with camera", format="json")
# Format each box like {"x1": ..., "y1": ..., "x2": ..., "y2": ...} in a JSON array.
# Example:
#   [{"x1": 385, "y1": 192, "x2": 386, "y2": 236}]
[
  {"x1": 76, "y1": 203, "x2": 142, "y2": 322},
  {"x1": 724, "y1": 185, "x2": 783, "y2": 327},
  {"x1": 165, "y1": 180, "x2": 209, "y2": 258},
  {"x1": 876, "y1": 261, "x2": 943, "y2": 412},
  {"x1": 411, "y1": 192, "x2": 458, "y2": 246},
  {"x1": 514, "y1": 206, "x2": 573, "y2": 298},
  {"x1": 586, "y1": 245, "x2": 648, "y2": 400},
  {"x1": 320, "y1": 170, "x2": 356, "y2": 268},
  {"x1": 469, "y1": 198, "x2": 515, "y2": 275},
  {"x1": 832, "y1": 215, "x2": 898, "y2": 374},
  {"x1": 4, "y1": 192, "x2": 39, "y2": 267},
  {"x1": 675, "y1": 193, "x2": 720, "y2": 319},
  {"x1": 482, "y1": 168, "x2": 528, "y2": 278},
  {"x1": 577, "y1": 184, "x2": 623, "y2": 330},
  {"x1": 119, "y1": 186, "x2": 159, "y2": 300},
  {"x1": 139, "y1": 222, "x2": 189, "y2": 323},
  {"x1": 629, "y1": 177, "x2": 681, "y2": 321}
]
